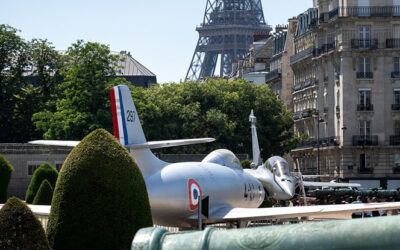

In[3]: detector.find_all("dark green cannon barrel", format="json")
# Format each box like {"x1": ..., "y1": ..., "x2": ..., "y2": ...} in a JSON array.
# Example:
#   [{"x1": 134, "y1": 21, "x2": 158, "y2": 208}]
[{"x1": 132, "y1": 216, "x2": 400, "y2": 250}]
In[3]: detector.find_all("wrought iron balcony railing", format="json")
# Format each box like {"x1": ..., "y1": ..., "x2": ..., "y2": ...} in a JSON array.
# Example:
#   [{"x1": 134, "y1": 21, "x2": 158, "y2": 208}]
[
  {"x1": 352, "y1": 135, "x2": 378, "y2": 146},
  {"x1": 356, "y1": 72, "x2": 373, "y2": 79},
  {"x1": 392, "y1": 72, "x2": 400, "y2": 78},
  {"x1": 357, "y1": 104, "x2": 374, "y2": 111},
  {"x1": 351, "y1": 39, "x2": 378, "y2": 49},
  {"x1": 390, "y1": 135, "x2": 400, "y2": 145},
  {"x1": 392, "y1": 104, "x2": 400, "y2": 111},
  {"x1": 265, "y1": 69, "x2": 280, "y2": 83},
  {"x1": 293, "y1": 112, "x2": 301, "y2": 120},
  {"x1": 294, "y1": 82, "x2": 302, "y2": 92},
  {"x1": 386, "y1": 39, "x2": 400, "y2": 49},
  {"x1": 340, "y1": 6, "x2": 400, "y2": 18},
  {"x1": 358, "y1": 167, "x2": 374, "y2": 174},
  {"x1": 290, "y1": 48, "x2": 313, "y2": 65}
]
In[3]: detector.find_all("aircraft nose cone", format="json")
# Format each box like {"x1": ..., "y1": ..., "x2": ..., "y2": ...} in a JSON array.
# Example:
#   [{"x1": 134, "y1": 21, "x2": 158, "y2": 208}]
[{"x1": 282, "y1": 182, "x2": 295, "y2": 199}]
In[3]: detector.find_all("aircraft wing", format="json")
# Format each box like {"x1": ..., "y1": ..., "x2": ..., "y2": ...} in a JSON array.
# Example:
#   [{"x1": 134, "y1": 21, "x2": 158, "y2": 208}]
[
  {"x1": 0, "y1": 204, "x2": 50, "y2": 216},
  {"x1": 200, "y1": 202, "x2": 400, "y2": 223},
  {"x1": 128, "y1": 138, "x2": 215, "y2": 149},
  {"x1": 29, "y1": 140, "x2": 80, "y2": 147},
  {"x1": 29, "y1": 138, "x2": 215, "y2": 149},
  {"x1": 303, "y1": 181, "x2": 361, "y2": 188}
]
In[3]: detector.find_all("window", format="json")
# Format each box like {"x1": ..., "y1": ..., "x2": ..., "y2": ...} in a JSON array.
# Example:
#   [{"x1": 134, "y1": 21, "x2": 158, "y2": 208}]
[
  {"x1": 395, "y1": 1, "x2": 400, "y2": 16},
  {"x1": 55, "y1": 162, "x2": 63, "y2": 172},
  {"x1": 358, "y1": 0, "x2": 370, "y2": 16},
  {"x1": 360, "y1": 120, "x2": 371, "y2": 137},
  {"x1": 359, "y1": 26, "x2": 371, "y2": 48},
  {"x1": 395, "y1": 154, "x2": 400, "y2": 168},
  {"x1": 359, "y1": 88, "x2": 371, "y2": 110},
  {"x1": 394, "y1": 58, "x2": 400, "y2": 78},
  {"x1": 359, "y1": 57, "x2": 371, "y2": 73},
  {"x1": 395, "y1": 89, "x2": 400, "y2": 105},
  {"x1": 360, "y1": 153, "x2": 371, "y2": 169},
  {"x1": 28, "y1": 164, "x2": 41, "y2": 176},
  {"x1": 395, "y1": 121, "x2": 400, "y2": 136}
]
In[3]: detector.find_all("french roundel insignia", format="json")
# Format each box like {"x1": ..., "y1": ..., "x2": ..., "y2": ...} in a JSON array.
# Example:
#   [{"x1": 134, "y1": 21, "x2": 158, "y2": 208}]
[{"x1": 188, "y1": 178, "x2": 202, "y2": 211}]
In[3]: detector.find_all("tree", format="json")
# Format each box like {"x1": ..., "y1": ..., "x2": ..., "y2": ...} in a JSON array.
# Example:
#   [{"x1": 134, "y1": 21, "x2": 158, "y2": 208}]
[
  {"x1": 33, "y1": 40, "x2": 130, "y2": 140},
  {"x1": 132, "y1": 79, "x2": 297, "y2": 159},
  {"x1": 25, "y1": 162, "x2": 58, "y2": 204},
  {"x1": 0, "y1": 197, "x2": 50, "y2": 250},
  {"x1": 0, "y1": 155, "x2": 14, "y2": 203},
  {"x1": 46, "y1": 129, "x2": 152, "y2": 250},
  {"x1": 28, "y1": 38, "x2": 62, "y2": 107},
  {"x1": 0, "y1": 24, "x2": 30, "y2": 142},
  {"x1": 32, "y1": 179, "x2": 53, "y2": 205}
]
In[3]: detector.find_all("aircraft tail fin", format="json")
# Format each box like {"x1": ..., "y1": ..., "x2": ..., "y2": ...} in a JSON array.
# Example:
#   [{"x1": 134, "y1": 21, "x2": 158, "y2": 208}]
[
  {"x1": 249, "y1": 110, "x2": 262, "y2": 166},
  {"x1": 110, "y1": 85, "x2": 168, "y2": 177}
]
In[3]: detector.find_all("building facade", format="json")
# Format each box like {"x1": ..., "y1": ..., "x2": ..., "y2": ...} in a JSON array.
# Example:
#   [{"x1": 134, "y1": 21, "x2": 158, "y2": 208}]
[{"x1": 291, "y1": 0, "x2": 400, "y2": 189}]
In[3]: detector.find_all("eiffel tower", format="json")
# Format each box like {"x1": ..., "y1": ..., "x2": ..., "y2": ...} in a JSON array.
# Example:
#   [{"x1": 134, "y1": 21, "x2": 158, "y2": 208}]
[{"x1": 186, "y1": 0, "x2": 271, "y2": 81}]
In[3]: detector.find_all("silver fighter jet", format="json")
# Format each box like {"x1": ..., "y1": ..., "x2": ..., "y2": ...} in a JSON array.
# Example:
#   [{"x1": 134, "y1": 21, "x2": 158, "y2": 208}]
[{"x1": 30, "y1": 86, "x2": 400, "y2": 229}]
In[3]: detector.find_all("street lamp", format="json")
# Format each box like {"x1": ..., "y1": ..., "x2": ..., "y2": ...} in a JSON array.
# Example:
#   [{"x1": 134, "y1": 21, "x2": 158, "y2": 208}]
[{"x1": 317, "y1": 116, "x2": 324, "y2": 176}]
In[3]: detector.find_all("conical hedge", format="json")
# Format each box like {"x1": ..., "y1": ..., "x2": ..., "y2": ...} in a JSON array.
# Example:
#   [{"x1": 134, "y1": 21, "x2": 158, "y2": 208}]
[
  {"x1": 25, "y1": 162, "x2": 58, "y2": 204},
  {"x1": 32, "y1": 179, "x2": 53, "y2": 205},
  {"x1": 46, "y1": 129, "x2": 152, "y2": 250},
  {"x1": 0, "y1": 197, "x2": 50, "y2": 250},
  {"x1": 0, "y1": 154, "x2": 13, "y2": 203}
]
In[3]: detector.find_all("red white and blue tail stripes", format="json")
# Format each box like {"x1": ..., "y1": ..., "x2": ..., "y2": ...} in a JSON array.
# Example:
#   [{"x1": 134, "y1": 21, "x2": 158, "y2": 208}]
[{"x1": 110, "y1": 86, "x2": 128, "y2": 146}]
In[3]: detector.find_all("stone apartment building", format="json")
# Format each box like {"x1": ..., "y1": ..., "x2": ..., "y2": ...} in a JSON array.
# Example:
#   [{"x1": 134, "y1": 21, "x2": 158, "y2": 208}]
[{"x1": 291, "y1": 0, "x2": 400, "y2": 189}]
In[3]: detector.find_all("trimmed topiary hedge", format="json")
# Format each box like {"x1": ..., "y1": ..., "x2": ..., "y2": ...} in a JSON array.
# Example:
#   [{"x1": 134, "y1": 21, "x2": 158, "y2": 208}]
[
  {"x1": 0, "y1": 154, "x2": 14, "y2": 203},
  {"x1": 25, "y1": 162, "x2": 58, "y2": 204},
  {"x1": 32, "y1": 179, "x2": 53, "y2": 205},
  {"x1": 241, "y1": 160, "x2": 251, "y2": 169},
  {"x1": 0, "y1": 197, "x2": 50, "y2": 250},
  {"x1": 46, "y1": 129, "x2": 153, "y2": 250}
]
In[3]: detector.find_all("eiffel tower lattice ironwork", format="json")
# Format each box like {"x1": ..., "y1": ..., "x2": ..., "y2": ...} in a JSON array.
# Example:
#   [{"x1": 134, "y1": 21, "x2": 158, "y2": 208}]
[{"x1": 185, "y1": 0, "x2": 271, "y2": 81}]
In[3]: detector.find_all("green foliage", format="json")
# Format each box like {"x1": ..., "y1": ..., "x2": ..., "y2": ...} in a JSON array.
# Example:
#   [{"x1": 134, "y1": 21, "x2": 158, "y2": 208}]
[
  {"x1": 241, "y1": 160, "x2": 251, "y2": 169},
  {"x1": 46, "y1": 129, "x2": 152, "y2": 250},
  {"x1": 0, "y1": 155, "x2": 13, "y2": 203},
  {"x1": 0, "y1": 197, "x2": 50, "y2": 250},
  {"x1": 32, "y1": 179, "x2": 53, "y2": 205},
  {"x1": 132, "y1": 78, "x2": 297, "y2": 159},
  {"x1": 25, "y1": 162, "x2": 58, "y2": 204},
  {"x1": 0, "y1": 24, "x2": 30, "y2": 142},
  {"x1": 33, "y1": 40, "x2": 130, "y2": 140}
]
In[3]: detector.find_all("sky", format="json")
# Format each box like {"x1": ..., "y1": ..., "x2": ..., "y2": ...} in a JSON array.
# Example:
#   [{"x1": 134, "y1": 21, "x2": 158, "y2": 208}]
[{"x1": 0, "y1": 0, "x2": 313, "y2": 83}]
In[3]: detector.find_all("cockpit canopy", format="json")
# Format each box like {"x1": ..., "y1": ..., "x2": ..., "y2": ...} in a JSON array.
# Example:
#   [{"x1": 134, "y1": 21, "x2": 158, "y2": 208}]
[
  {"x1": 265, "y1": 156, "x2": 290, "y2": 177},
  {"x1": 202, "y1": 149, "x2": 242, "y2": 170}
]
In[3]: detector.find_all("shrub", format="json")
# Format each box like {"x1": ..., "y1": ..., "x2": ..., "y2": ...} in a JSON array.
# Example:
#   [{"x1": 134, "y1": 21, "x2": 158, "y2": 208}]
[
  {"x1": 25, "y1": 162, "x2": 58, "y2": 204},
  {"x1": 32, "y1": 179, "x2": 53, "y2": 205},
  {"x1": 0, "y1": 154, "x2": 14, "y2": 203},
  {"x1": 241, "y1": 160, "x2": 251, "y2": 169},
  {"x1": 0, "y1": 197, "x2": 50, "y2": 250},
  {"x1": 46, "y1": 129, "x2": 152, "y2": 250}
]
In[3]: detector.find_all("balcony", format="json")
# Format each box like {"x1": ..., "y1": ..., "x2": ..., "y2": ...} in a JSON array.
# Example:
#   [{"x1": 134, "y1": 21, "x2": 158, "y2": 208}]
[
  {"x1": 297, "y1": 137, "x2": 339, "y2": 149},
  {"x1": 329, "y1": 8, "x2": 339, "y2": 20},
  {"x1": 393, "y1": 167, "x2": 400, "y2": 174},
  {"x1": 357, "y1": 104, "x2": 373, "y2": 111},
  {"x1": 386, "y1": 39, "x2": 400, "y2": 49},
  {"x1": 303, "y1": 78, "x2": 312, "y2": 88},
  {"x1": 339, "y1": 6, "x2": 400, "y2": 18},
  {"x1": 358, "y1": 167, "x2": 374, "y2": 174},
  {"x1": 392, "y1": 72, "x2": 400, "y2": 78},
  {"x1": 390, "y1": 135, "x2": 400, "y2": 145},
  {"x1": 313, "y1": 42, "x2": 336, "y2": 58},
  {"x1": 293, "y1": 112, "x2": 301, "y2": 120},
  {"x1": 392, "y1": 104, "x2": 400, "y2": 111},
  {"x1": 294, "y1": 82, "x2": 302, "y2": 92},
  {"x1": 351, "y1": 39, "x2": 378, "y2": 50},
  {"x1": 290, "y1": 48, "x2": 313, "y2": 65},
  {"x1": 265, "y1": 69, "x2": 281, "y2": 83},
  {"x1": 352, "y1": 135, "x2": 378, "y2": 146},
  {"x1": 356, "y1": 72, "x2": 373, "y2": 79}
]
